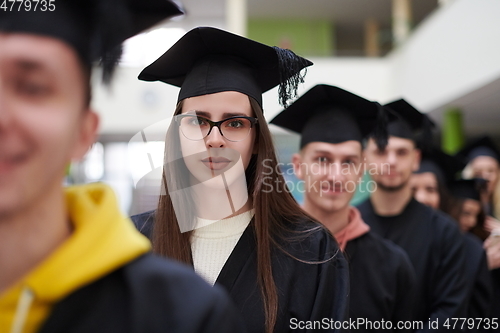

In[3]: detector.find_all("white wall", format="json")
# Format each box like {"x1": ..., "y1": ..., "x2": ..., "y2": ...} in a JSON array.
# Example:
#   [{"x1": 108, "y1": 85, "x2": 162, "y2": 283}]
[{"x1": 388, "y1": 0, "x2": 500, "y2": 111}]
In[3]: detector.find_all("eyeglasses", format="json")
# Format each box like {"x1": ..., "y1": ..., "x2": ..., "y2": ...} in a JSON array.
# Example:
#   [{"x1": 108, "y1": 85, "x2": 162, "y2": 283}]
[{"x1": 175, "y1": 114, "x2": 258, "y2": 142}]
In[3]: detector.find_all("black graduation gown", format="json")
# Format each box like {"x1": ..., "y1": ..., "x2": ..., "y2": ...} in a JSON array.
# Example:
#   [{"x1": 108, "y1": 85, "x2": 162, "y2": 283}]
[
  {"x1": 132, "y1": 211, "x2": 350, "y2": 333},
  {"x1": 462, "y1": 233, "x2": 493, "y2": 323},
  {"x1": 490, "y1": 268, "x2": 500, "y2": 320},
  {"x1": 345, "y1": 231, "x2": 417, "y2": 332},
  {"x1": 356, "y1": 199, "x2": 468, "y2": 332},
  {"x1": 38, "y1": 253, "x2": 245, "y2": 333}
]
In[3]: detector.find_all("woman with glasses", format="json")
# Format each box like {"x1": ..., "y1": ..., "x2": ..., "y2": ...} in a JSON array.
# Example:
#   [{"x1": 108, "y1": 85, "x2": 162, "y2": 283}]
[{"x1": 132, "y1": 27, "x2": 350, "y2": 333}]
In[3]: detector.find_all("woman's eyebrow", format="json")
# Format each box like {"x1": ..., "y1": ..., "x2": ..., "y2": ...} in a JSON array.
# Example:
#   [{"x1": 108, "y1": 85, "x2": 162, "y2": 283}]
[
  {"x1": 185, "y1": 111, "x2": 250, "y2": 118},
  {"x1": 222, "y1": 112, "x2": 249, "y2": 118}
]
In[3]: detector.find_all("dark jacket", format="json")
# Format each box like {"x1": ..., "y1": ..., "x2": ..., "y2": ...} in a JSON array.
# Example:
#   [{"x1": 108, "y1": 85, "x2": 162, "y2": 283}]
[{"x1": 39, "y1": 253, "x2": 246, "y2": 333}]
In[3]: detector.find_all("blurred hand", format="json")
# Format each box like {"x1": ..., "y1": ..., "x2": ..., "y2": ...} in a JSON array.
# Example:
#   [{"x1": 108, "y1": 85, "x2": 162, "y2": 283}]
[
  {"x1": 484, "y1": 216, "x2": 500, "y2": 233},
  {"x1": 484, "y1": 232, "x2": 500, "y2": 270}
]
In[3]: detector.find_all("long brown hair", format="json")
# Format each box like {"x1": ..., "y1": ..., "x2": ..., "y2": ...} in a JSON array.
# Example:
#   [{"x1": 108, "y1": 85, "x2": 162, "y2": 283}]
[{"x1": 152, "y1": 96, "x2": 317, "y2": 332}]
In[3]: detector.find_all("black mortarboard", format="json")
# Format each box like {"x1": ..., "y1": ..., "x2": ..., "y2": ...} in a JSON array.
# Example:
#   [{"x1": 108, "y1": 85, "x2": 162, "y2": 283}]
[
  {"x1": 383, "y1": 99, "x2": 435, "y2": 148},
  {"x1": 456, "y1": 136, "x2": 500, "y2": 164},
  {"x1": 415, "y1": 147, "x2": 466, "y2": 185},
  {"x1": 0, "y1": 0, "x2": 184, "y2": 83},
  {"x1": 138, "y1": 27, "x2": 312, "y2": 108},
  {"x1": 448, "y1": 178, "x2": 488, "y2": 201},
  {"x1": 270, "y1": 84, "x2": 388, "y2": 149}
]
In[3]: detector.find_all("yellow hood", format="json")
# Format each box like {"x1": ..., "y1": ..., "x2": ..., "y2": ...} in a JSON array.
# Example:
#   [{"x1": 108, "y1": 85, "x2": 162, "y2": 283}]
[{"x1": 0, "y1": 183, "x2": 151, "y2": 333}]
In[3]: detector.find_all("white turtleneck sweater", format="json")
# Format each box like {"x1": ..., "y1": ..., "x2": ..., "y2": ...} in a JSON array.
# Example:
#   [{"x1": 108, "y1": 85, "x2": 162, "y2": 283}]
[{"x1": 191, "y1": 210, "x2": 254, "y2": 285}]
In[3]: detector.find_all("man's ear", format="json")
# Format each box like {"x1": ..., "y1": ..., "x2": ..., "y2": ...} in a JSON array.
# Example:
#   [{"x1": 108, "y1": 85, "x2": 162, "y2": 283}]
[
  {"x1": 412, "y1": 148, "x2": 422, "y2": 172},
  {"x1": 292, "y1": 152, "x2": 305, "y2": 180},
  {"x1": 71, "y1": 109, "x2": 99, "y2": 161}
]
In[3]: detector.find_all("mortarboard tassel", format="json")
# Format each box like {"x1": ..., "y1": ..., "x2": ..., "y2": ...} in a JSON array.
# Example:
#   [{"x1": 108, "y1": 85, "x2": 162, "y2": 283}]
[
  {"x1": 100, "y1": 44, "x2": 123, "y2": 84},
  {"x1": 373, "y1": 103, "x2": 389, "y2": 151},
  {"x1": 92, "y1": 0, "x2": 131, "y2": 84},
  {"x1": 272, "y1": 47, "x2": 310, "y2": 108},
  {"x1": 417, "y1": 116, "x2": 435, "y2": 154}
]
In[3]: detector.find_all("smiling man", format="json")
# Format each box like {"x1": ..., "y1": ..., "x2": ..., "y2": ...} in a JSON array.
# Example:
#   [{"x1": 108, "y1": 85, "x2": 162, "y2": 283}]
[
  {"x1": 0, "y1": 1, "x2": 244, "y2": 333},
  {"x1": 271, "y1": 85, "x2": 417, "y2": 332},
  {"x1": 357, "y1": 99, "x2": 468, "y2": 332}
]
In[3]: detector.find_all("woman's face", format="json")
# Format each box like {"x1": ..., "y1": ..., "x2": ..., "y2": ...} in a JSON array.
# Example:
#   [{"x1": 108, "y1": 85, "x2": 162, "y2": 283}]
[
  {"x1": 410, "y1": 172, "x2": 440, "y2": 209},
  {"x1": 459, "y1": 199, "x2": 482, "y2": 232},
  {"x1": 471, "y1": 156, "x2": 499, "y2": 196},
  {"x1": 178, "y1": 91, "x2": 257, "y2": 187}
]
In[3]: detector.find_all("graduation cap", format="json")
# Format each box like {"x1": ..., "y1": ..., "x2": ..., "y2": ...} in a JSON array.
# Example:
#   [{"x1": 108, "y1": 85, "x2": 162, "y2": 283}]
[
  {"x1": 270, "y1": 84, "x2": 388, "y2": 149},
  {"x1": 0, "y1": 0, "x2": 184, "y2": 83},
  {"x1": 456, "y1": 136, "x2": 500, "y2": 164},
  {"x1": 138, "y1": 26, "x2": 312, "y2": 108},
  {"x1": 415, "y1": 147, "x2": 466, "y2": 185},
  {"x1": 448, "y1": 178, "x2": 488, "y2": 201},
  {"x1": 383, "y1": 99, "x2": 435, "y2": 149}
]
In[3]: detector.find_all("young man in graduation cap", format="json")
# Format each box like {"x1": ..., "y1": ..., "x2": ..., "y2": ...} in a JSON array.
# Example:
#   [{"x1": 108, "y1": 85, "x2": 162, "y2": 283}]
[
  {"x1": 410, "y1": 149, "x2": 493, "y2": 320},
  {"x1": 0, "y1": 1, "x2": 245, "y2": 333},
  {"x1": 271, "y1": 84, "x2": 417, "y2": 331},
  {"x1": 357, "y1": 99, "x2": 468, "y2": 332}
]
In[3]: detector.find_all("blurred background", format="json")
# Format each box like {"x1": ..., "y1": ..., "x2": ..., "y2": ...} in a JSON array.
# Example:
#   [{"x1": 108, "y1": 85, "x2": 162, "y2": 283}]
[{"x1": 68, "y1": 0, "x2": 500, "y2": 215}]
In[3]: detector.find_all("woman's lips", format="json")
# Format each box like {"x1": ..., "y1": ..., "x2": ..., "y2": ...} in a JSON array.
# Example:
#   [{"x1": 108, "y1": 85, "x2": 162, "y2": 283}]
[{"x1": 201, "y1": 157, "x2": 231, "y2": 170}]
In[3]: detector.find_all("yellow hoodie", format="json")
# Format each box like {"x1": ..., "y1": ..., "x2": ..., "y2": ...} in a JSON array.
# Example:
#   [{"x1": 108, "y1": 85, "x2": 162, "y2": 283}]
[{"x1": 0, "y1": 183, "x2": 151, "y2": 333}]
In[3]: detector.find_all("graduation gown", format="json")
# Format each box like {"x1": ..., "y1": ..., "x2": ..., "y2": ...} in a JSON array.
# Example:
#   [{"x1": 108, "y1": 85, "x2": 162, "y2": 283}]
[
  {"x1": 357, "y1": 199, "x2": 468, "y2": 332},
  {"x1": 490, "y1": 268, "x2": 500, "y2": 320},
  {"x1": 38, "y1": 253, "x2": 245, "y2": 333},
  {"x1": 345, "y1": 232, "x2": 417, "y2": 332},
  {"x1": 462, "y1": 233, "x2": 493, "y2": 322},
  {"x1": 132, "y1": 211, "x2": 350, "y2": 333}
]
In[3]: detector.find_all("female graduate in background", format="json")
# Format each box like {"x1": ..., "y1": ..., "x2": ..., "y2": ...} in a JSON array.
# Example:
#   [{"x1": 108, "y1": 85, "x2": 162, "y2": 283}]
[
  {"x1": 132, "y1": 27, "x2": 349, "y2": 333},
  {"x1": 409, "y1": 153, "x2": 493, "y2": 321},
  {"x1": 457, "y1": 136, "x2": 500, "y2": 226}
]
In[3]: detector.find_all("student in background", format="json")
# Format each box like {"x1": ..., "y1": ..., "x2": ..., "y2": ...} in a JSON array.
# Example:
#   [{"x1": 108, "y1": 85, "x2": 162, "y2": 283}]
[
  {"x1": 457, "y1": 136, "x2": 500, "y2": 221},
  {"x1": 410, "y1": 151, "x2": 492, "y2": 322},
  {"x1": 271, "y1": 84, "x2": 417, "y2": 332},
  {"x1": 0, "y1": 2, "x2": 244, "y2": 332},
  {"x1": 456, "y1": 137, "x2": 500, "y2": 321},
  {"x1": 357, "y1": 99, "x2": 468, "y2": 332},
  {"x1": 132, "y1": 28, "x2": 350, "y2": 333}
]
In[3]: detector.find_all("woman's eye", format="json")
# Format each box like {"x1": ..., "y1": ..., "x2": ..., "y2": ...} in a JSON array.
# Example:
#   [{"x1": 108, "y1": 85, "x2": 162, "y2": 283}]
[
  {"x1": 189, "y1": 117, "x2": 208, "y2": 126},
  {"x1": 227, "y1": 120, "x2": 244, "y2": 128},
  {"x1": 318, "y1": 157, "x2": 328, "y2": 163}
]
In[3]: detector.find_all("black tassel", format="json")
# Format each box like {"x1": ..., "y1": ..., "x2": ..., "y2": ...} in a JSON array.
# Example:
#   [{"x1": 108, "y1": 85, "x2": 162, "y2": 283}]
[
  {"x1": 100, "y1": 44, "x2": 123, "y2": 84},
  {"x1": 90, "y1": 0, "x2": 131, "y2": 84},
  {"x1": 272, "y1": 47, "x2": 310, "y2": 108},
  {"x1": 417, "y1": 115, "x2": 435, "y2": 153},
  {"x1": 374, "y1": 103, "x2": 389, "y2": 151}
]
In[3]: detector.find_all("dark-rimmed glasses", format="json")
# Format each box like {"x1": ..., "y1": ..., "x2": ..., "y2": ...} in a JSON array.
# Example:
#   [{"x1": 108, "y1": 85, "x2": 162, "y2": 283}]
[{"x1": 175, "y1": 114, "x2": 258, "y2": 142}]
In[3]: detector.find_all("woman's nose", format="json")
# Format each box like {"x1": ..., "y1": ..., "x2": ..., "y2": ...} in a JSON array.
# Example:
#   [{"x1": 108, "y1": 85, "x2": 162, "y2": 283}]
[{"x1": 205, "y1": 125, "x2": 225, "y2": 148}]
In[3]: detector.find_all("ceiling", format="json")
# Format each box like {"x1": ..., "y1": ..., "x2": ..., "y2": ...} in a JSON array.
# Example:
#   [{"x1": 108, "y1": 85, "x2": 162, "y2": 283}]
[{"x1": 429, "y1": 76, "x2": 500, "y2": 138}]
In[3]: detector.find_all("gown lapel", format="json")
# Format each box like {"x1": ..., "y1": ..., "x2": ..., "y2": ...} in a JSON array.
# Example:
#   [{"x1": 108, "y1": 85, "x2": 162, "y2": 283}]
[{"x1": 215, "y1": 219, "x2": 256, "y2": 293}]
